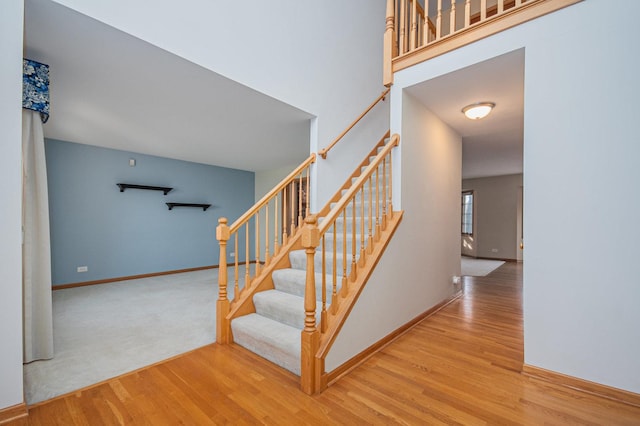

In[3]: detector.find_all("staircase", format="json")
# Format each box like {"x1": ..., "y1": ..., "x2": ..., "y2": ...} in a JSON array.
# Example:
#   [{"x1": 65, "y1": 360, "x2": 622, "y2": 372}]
[
  {"x1": 216, "y1": 116, "x2": 401, "y2": 394},
  {"x1": 230, "y1": 167, "x2": 387, "y2": 375}
]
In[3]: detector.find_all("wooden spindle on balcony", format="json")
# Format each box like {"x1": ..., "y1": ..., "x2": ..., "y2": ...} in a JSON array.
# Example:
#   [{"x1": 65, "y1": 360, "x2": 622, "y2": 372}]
[
  {"x1": 423, "y1": 0, "x2": 431, "y2": 43},
  {"x1": 465, "y1": 0, "x2": 471, "y2": 27},
  {"x1": 498, "y1": 0, "x2": 505, "y2": 14},
  {"x1": 216, "y1": 217, "x2": 230, "y2": 344},
  {"x1": 481, "y1": 0, "x2": 487, "y2": 20},
  {"x1": 301, "y1": 215, "x2": 319, "y2": 394},
  {"x1": 436, "y1": 0, "x2": 442, "y2": 40},
  {"x1": 410, "y1": 0, "x2": 417, "y2": 51},
  {"x1": 450, "y1": 0, "x2": 457, "y2": 35}
]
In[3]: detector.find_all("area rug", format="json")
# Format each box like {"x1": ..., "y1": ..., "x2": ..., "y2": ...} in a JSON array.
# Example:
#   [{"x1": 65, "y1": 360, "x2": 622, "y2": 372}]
[{"x1": 461, "y1": 256, "x2": 505, "y2": 277}]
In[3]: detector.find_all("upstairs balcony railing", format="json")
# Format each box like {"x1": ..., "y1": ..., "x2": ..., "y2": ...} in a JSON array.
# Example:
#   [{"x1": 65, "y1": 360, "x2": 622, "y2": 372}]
[{"x1": 384, "y1": 0, "x2": 583, "y2": 86}]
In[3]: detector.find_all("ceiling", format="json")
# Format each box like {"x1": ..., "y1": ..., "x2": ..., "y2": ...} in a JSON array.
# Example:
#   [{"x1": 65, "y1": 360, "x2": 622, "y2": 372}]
[
  {"x1": 23, "y1": 0, "x2": 313, "y2": 172},
  {"x1": 24, "y1": 0, "x2": 522, "y2": 179},
  {"x1": 405, "y1": 49, "x2": 524, "y2": 179}
]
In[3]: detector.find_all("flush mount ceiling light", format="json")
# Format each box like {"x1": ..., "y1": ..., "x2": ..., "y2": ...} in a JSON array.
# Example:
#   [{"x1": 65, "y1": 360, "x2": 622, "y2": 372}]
[{"x1": 462, "y1": 102, "x2": 495, "y2": 120}]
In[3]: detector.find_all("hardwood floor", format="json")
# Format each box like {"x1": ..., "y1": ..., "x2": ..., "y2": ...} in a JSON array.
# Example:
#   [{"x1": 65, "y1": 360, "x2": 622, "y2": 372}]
[{"x1": 12, "y1": 263, "x2": 640, "y2": 425}]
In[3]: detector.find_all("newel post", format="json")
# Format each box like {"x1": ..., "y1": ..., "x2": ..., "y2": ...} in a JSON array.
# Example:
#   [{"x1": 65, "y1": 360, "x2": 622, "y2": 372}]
[
  {"x1": 383, "y1": 0, "x2": 396, "y2": 87},
  {"x1": 301, "y1": 215, "x2": 320, "y2": 394},
  {"x1": 216, "y1": 217, "x2": 231, "y2": 344}
]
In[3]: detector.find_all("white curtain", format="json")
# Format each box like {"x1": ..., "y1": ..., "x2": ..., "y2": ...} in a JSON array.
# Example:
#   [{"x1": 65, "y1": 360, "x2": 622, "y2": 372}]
[{"x1": 22, "y1": 109, "x2": 54, "y2": 363}]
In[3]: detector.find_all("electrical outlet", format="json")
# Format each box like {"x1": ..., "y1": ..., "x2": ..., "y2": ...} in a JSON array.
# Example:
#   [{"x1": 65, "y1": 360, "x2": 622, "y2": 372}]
[
  {"x1": 77, "y1": 266, "x2": 88, "y2": 272},
  {"x1": 491, "y1": 248, "x2": 499, "y2": 253},
  {"x1": 229, "y1": 252, "x2": 235, "y2": 258}
]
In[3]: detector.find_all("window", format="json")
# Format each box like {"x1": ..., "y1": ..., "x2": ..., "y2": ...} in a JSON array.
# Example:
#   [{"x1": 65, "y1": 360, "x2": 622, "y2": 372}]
[{"x1": 461, "y1": 190, "x2": 474, "y2": 235}]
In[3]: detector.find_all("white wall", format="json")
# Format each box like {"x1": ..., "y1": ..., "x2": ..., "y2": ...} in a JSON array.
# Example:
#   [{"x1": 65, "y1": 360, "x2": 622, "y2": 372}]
[
  {"x1": 393, "y1": 0, "x2": 640, "y2": 394},
  {"x1": 0, "y1": 0, "x2": 25, "y2": 411},
  {"x1": 50, "y1": 0, "x2": 389, "y2": 210},
  {"x1": 462, "y1": 174, "x2": 522, "y2": 260},
  {"x1": 326, "y1": 92, "x2": 461, "y2": 370}
]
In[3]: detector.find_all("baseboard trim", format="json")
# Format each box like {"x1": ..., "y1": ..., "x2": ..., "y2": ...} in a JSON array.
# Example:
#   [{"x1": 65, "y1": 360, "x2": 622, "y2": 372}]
[
  {"x1": 325, "y1": 290, "x2": 463, "y2": 387},
  {"x1": 52, "y1": 262, "x2": 259, "y2": 290},
  {"x1": 0, "y1": 403, "x2": 27, "y2": 424},
  {"x1": 522, "y1": 364, "x2": 640, "y2": 408},
  {"x1": 466, "y1": 255, "x2": 517, "y2": 262}
]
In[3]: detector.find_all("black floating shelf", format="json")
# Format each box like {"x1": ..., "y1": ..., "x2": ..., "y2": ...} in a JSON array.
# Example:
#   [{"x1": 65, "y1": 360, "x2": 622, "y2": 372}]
[
  {"x1": 166, "y1": 202, "x2": 211, "y2": 211},
  {"x1": 117, "y1": 183, "x2": 173, "y2": 195}
]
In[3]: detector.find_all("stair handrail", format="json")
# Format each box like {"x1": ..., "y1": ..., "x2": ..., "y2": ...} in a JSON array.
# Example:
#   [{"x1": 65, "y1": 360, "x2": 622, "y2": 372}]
[
  {"x1": 216, "y1": 153, "x2": 316, "y2": 344},
  {"x1": 301, "y1": 133, "x2": 400, "y2": 393},
  {"x1": 318, "y1": 88, "x2": 390, "y2": 159}
]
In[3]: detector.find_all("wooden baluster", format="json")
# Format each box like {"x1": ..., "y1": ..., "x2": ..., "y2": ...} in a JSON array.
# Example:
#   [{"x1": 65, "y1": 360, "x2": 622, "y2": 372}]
[
  {"x1": 290, "y1": 182, "x2": 295, "y2": 235},
  {"x1": 410, "y1": 0, "x2": 417, "y2": 51},
  {"x1": 298, "y1": 174, "x2": 303, "y2": 228},
  {"x1": 388, "y1": 150, "x2": 394, "y2": 220},
  {"x1": 359, "y1": 187, "x2": 366, "y2": 267},
  {"x1": 498, "y1": 0, "x2": 504, "y2": 14},
  {"x1": 234, "y1": 233, "x2": 239, "y2": 297},
  {"x1": 465, "y1": 0, "x2": 471, "y2": 28},
  {"x1": 481, "y1": 0, "x2": 487, "y2": 21},
  {"x1": 341, "y1": 209, "x2": 348, "y2": 297},
  {"x1": 384, "y1": 0, "x2": 396, "y2": 86},
  {"x1": 423, "y1": 0, "x2": 430, "y2": 44},
  {"x1": 273, "y1": 192, "x2": 279, "y2": 257},
  {"x1": 436, "y1": 0, "x2": 442, "y2": 40},
  {"x1": 516, "y1": 0, "x2": 522, "y2": 6},
  {"x1": 375, "y1": 164, "x2": 381, "y2": 242},
  {"x1": 264, "y1": 202, "x2": 270, "y2": 265},
  {"x1": 321, "y1": 236, "x2": 327, "y2": 333},
  {"x1": 332, "y1": 222, "x2": 338, "y2": 314},
  {"x1": 255, "y1": 211, "x2": 260, "y2": 276},
  {"x1": 245, "y1": 222, "x2": 250, "y2": 286},
  {"x1": 301, "y1": 215, "x2": 320, "y2": 395},
  {"x1": 282, "y1": 186, "x2": 288, "y2": 245},
  {"x1": 450, "y1": 0, "x2": 456, "y2": 34},
  {"x1": 382, "y1": 158, "x2": 388, "y2": 230},
  {"x1": 216, "y1": 218, "x2": 231, "y2": 344},
  {"x1": 367, "y1": 175, "x2": 373, "y2": 254},
  {"x1": 305, "y1": 166, "x2": 310, "y2": 219},
  {"x1": 399, "y1": 0, "x2": 407, "y2": 54},
  {"x1": 350, "y1": 197, "x2": 357, "y2": 282}
]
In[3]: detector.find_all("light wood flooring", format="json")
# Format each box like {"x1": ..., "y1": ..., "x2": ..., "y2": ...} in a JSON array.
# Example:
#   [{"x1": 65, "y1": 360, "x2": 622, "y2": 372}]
[{"x1": 12, "y1": 262, "x2": 640, "y2": 424}]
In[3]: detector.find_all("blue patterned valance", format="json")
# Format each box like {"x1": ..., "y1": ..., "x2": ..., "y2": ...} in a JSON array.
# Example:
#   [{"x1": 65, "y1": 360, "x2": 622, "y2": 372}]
[{"x1": 23, "y1": 59, "x2": 50, "y2": 123}]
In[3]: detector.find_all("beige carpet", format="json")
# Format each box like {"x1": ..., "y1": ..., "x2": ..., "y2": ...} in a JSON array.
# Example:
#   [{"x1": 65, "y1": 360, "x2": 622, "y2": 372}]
[
  {"x1": 461, "y1": 256, "x2": 505, "y2": 277},
  {"x1": 24, "y1": 266, "x2": 247, "y2": 404}
]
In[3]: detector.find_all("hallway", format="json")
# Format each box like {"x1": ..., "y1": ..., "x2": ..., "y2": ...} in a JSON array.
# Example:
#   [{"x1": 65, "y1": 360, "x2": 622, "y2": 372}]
[{"x1": 15, "y1": 263, "x2": 640, "y2": 424}]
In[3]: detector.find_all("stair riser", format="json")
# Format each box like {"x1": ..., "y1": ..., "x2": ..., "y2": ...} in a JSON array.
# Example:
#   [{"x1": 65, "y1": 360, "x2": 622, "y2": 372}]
[
  {"x1": 253, "y1": 293, "x2": 322, "y2": 330},
  {"x1": 289, "y1": 250, "x2": 357, "y2": 277},
  {"x1": 272, "y1": 270, "x2": 341, "y2": 300}
]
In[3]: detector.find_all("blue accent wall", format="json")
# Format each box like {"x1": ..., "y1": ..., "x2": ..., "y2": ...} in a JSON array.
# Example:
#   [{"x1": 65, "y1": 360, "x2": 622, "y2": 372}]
[{"x1": 45, "y1": 139, "x2": 254, "y2": 286}]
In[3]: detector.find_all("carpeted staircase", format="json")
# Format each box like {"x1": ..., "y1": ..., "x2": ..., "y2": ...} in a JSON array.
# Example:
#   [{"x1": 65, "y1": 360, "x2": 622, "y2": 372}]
[{"x1": 231, "y1": 146, "x2": 389, "y2": 375}]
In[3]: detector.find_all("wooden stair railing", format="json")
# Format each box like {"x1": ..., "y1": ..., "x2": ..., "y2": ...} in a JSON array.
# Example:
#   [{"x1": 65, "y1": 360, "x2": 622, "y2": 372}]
[
  {"x1": 301, "y1": 134, "x2": 402, "y2": 393},
  {"x1": 384, "y1": 0, "x2": 583, "y2": 85},
  {"x1": 318, "y1": 88, "x2": 390, "y2": 159},
  {"x1": 216, "y1": 153, "x2": 315, "y2": 343}
]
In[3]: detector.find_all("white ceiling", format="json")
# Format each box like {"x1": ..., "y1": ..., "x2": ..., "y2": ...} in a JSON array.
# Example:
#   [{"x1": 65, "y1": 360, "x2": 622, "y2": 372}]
[
  {"x1": 24, "y1": 0, "x2": 522, "y2": 179},
  {"x1": 24, "y1": 0, "x2": 313, "y2": 172},
  {"x1": 405, "y1": 49, "x2": 524, "y2": 179}
]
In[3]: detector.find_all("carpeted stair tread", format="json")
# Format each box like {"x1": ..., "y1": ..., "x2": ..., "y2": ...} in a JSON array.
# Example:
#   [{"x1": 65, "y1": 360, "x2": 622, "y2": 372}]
[
  {"x1": 253, "y1": 290, "x2": 321, "y2": 330},
  {"x1": 289, "y1": 249, "x2": 354, "y2": 276},
  {"x1": 231, "y1": 313, "x2": 301, "y2": 375},
  {"x1": 272, "y1": 268, "x2": 342, "y2": 300}
]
